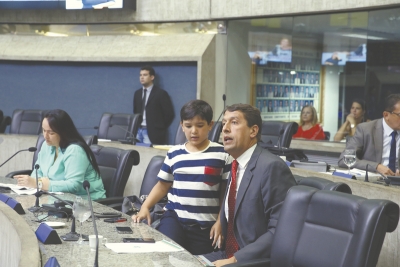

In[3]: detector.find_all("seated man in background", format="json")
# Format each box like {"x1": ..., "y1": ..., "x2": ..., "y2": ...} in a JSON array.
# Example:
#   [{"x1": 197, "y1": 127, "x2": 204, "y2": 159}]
[
  {"x1": 204, "y1": 104, "x2": 296, "y2": 266},
  {"x1": 338, "y1": 94, "x2": 400, "y2": 175}
]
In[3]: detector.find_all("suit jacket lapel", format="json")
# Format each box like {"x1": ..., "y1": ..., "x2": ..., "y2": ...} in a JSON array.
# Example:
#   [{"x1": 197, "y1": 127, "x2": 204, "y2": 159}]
[
  {"x1": 234, "y1": 145, "x2": 262, "y2": 213},
  {"x1": 374, "y1": 119, "x2": 384, "y2": 163},
  {"x1": 146, "y1": 86, "x2": 157, "y2": 106}
]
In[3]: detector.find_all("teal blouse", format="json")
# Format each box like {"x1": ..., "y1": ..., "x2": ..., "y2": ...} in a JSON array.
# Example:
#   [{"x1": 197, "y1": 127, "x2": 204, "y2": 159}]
[{"x1": 32, "y1": 142, "x2": 106, "y2": 201}]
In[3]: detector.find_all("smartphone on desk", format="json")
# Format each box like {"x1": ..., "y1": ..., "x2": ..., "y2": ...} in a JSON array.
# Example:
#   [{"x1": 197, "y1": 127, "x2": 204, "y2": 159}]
[
  {"x1": 116, "y1": 226, "x2": 133, "y2": 234},
  {"x1": 123, "y1": 238, "x2": 155, "y2": 243}
]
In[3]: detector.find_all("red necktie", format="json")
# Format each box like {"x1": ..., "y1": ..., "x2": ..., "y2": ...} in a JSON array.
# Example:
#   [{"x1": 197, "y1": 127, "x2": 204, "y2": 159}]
[{"x1": 226, "y1": 160, "x2": 239, "y2": 258}]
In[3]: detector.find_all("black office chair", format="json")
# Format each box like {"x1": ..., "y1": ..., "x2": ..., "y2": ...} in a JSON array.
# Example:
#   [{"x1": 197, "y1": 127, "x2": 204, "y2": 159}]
[
  {"x1": 227, "y1": 186, "x2": 399, "y2": 267},
  {"x1": 259, "y1": 121, "x2": 298, "y2": 148},
  {"x1": 294, "y1": 175, "x2": 352, "y2": 194},
  {"x1": 0, "y1": 110, "x2": 11, "y2": 133},
  {"x1": 209, "y1": 121, "x2": 222, "y2": 143},
  {"x1": 5, "y1": 134, "x2": 98, "y2": 178},
  {"x1": 91, "y1": 145, "x2": 140, "y2": 210},
  {"x1": 9, "y1": 109, "x2": 46, "y2": 135},
  {"x1": 97, "y1": 113, "x2": 141, "y2": 144},
  {"x1": 174, "y1": 124, "x2": 186, "y2": 145},
  {"x1": 139, "y1": 155, "x2": 165, "y2": 197},
  {"x1": 324, "y1": 131, "x2": 330, "y2": 140}
]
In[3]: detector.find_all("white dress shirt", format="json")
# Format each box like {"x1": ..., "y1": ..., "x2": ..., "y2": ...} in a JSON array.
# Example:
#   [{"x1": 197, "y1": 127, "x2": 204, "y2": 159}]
[
  {"x1": 141, "y1": 84, "x2": 153, "y2": 127},
  {"x1": 381, "y1": 119, "x2": 400, "y2": 168}
]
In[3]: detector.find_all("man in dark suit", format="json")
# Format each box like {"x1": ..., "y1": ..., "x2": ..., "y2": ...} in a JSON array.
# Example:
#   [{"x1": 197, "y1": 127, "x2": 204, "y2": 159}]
[
  {"x1": 339, "y1": 94, "x2": 400, "y2": 175},
  {"x1": 133, "y1": 66, "x2": 174, "y2": 144},
  {"x1": 204, "y1": 104, "x2": 296, "y2": 266}
]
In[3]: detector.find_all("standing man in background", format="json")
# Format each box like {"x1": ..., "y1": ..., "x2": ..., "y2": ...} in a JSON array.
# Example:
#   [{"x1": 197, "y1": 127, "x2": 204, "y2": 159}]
[{"x1": 133, "y1": 66, "x2": 174, "y2": 145}]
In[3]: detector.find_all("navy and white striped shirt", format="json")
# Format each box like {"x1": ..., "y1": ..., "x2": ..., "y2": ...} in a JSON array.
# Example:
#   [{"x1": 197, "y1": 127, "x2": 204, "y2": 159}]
[{"x1": 158, "y1": 141, "x2": 232, "y2": 227}]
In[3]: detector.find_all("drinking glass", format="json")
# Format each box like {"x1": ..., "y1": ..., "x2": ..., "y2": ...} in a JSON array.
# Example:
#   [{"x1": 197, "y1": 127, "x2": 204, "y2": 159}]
[
  {"x1": 72, "y1": 196, "x2": 91, "y2": 244},
  {"x1": 343, "y1": 149, "x2": 356, "y2": 174}
]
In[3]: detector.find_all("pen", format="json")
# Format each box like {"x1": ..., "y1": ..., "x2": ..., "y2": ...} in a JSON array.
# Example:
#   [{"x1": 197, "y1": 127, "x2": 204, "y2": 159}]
[
  {"x1": 162, "y1": 239, "x2": 182, "y2": 250},
  {"x1": 115, "y1": 218, "x2": 127, "y2": 222}
]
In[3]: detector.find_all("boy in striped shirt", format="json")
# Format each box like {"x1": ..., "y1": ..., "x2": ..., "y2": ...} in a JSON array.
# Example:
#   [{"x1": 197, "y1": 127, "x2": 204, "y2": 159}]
[{"x1": 132, "y1": 100, "x2": 232, "y2": 255}]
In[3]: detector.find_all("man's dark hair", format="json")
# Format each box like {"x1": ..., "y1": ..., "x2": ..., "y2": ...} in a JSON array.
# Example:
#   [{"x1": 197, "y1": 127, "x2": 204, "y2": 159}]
[
  {"x1": 225, "y1": 103, "x2": 262, "y2": 141},
  {"x1": 384, "y1": 94, "x2": 400, "y2": 112},
  {"x1": 141, "y1": 65, "x2": 155, "y2": 77},
  {"x1": 180, "y1": 100, "x2": 213, "y2": 124}
]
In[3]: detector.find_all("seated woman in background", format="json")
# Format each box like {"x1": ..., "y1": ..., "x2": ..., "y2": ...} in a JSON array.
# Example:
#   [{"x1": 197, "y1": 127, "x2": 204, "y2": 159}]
[
  {"x1": 14, "y1": 109, "x2": 106, "y2": 200},
  {"x1": 333, "y1": 99, "x2": 369, "y2": 142},
  {"x1": 293, "y1": 106, "x2": 326, "y2": 140}
]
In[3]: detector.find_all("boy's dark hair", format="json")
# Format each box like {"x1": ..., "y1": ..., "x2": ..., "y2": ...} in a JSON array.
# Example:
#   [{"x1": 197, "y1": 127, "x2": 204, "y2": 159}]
[
  {"x1": 141, "y1": 65, "x2": 155, "y2": 77},
  {"x1": 180, "y1": 100, "x2": 213, "y2": 124},
  {"x1": 225, "y1": 103, "x2": 262, "y2": 141}
]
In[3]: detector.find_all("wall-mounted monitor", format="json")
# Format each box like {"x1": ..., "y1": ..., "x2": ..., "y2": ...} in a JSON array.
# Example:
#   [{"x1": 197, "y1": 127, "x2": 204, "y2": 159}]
[
  {"x1": 248, "y1": 32, "x2": 292, "y2": 65},
  {"x1": 0, "y1": 0, "x2": 135, "y2": 9},
  {"x1": 321, "y1": 44, "x2": 366, "y2": 66}
]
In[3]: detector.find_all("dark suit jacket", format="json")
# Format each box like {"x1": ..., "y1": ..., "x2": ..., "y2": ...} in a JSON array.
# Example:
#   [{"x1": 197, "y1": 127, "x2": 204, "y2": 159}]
[
  {"x1": 133, "y1": 85, "x2": 174, "y2": 145},
  {"x1": 338, "y1": 118, "x2": 395, "y2": 171},
  {"x1": 220, "y1": 145, "x2": 296, "y2": 262}
]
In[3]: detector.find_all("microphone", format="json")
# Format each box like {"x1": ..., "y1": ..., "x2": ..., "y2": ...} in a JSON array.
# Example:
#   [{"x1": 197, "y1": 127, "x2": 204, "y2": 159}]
[
  {"x1": 375, "y1": 169, "x2": 391, "y2": 185},
  {"x1": 215, "y1": 94, "x2": 227, "y2": 124},
  {"x1": 41, "y1": 191, "x2": 80, "y2": 241},
  {"x1": 275, "y1": 129, "x2": 285, "y2": 154},
  {"x1": 365, "y1": 164, "x2": 370, "y2": 182},
  {"x1": 0, "y1": 147, "x2": 37, "y2": 168},
  {"x1": 83, "y1": 180, "x2": 99, "y2": 267},
  {"x1": 109, "y1": 124, "x2": 139, "y2": 145},
  {"x1": 28, "y1": 164, "x2": 42, "y2": 212}
]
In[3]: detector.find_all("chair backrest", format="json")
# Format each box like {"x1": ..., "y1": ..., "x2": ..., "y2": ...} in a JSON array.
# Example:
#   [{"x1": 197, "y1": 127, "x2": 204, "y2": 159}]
[
  {"x1": 97, "y1": 113, "x2": 141, "y2": 141},
  {"x1": 174, "y1": 124, "x2": 186, "y2": 145},
  {"x1": 270, "y1": 186, "x2": 399, "y2": 267},
  {"x1": 260, "y1": 121, "x2": 298, "y2": 148},
  {"x1": 294, "y1": 175, "x2": 352, "y2": 194},
  {"x1": 90, "y1": 145, "x2": 140, "y2": 198},
  {"x1": 31, "y1": 134, "x2": 99, "y2": 170},
  {"x1": 139, "y1": 155, "x2": 165, "y2": 197},
  {"x1": 0, "y1": 113, "x2": 11, "y2": 133},
  {"x1": 324, "y1": 131, "x2": 330, "y2": 140},
  {"x1": 10, "y1": 109, "x2": 46, "y2": 135},
  {"x1": 209, "y1": 121, "x2": 222, "y2": 143}
]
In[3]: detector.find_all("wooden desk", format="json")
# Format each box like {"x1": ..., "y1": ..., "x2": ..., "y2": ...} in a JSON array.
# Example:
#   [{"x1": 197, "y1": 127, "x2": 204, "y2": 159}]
[{"x1": 0, "y1": 178, "x2": 202, "y2": 267}]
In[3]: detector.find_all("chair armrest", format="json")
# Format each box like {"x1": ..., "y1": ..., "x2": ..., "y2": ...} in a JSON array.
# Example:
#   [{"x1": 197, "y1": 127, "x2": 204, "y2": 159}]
[
  {"x1": 95, "y1": 196, "x2": 125, "y2": 211},
  {"x1": 6, "y1": 169, "x2": 32, "y2": 178},
  {"x1": 226, "y1": 258, "x2": 270, "y2": 267}
]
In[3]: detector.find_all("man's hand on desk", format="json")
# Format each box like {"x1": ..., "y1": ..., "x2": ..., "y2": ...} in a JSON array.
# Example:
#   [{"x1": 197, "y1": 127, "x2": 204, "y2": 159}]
[
  {"x1": 213, "y1": 257, "x2": 237, "y2": 267},
  {"x1": 376, "y1": 164, "x2": 396, "y2": 176}
]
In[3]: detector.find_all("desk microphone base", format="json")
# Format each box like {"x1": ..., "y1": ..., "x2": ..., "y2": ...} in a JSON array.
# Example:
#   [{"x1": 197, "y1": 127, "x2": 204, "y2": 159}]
[
  {"x1": 61, "y1": 232, "x2": 80, "y2": 241},
  {"x1": 28, "y1": 205, "x2": 42, "y2": 213}
]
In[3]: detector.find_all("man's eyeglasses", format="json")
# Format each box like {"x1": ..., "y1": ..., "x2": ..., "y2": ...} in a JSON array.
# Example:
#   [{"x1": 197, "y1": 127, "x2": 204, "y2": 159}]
[{"x1": 390, "y1": 112, "x2": 400, "y2": 118}]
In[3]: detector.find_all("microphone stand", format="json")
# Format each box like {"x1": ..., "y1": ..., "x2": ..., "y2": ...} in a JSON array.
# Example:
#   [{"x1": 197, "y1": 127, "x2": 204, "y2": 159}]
[
  {"x1": 42, "y1": 191, "x2": 79, "y2": 241},
  {"x1": 83, "y1": 181, "x2": 99, "y2": 267},
  {"x1": 0, "y1": 147, "x2": 37, "y2": 168},
  {"x1": 28, "y1": 164, "x2": 42, "y2": 212},
  {"x1": 109, "y1": 124, "x2": 140, "y2": 145}
]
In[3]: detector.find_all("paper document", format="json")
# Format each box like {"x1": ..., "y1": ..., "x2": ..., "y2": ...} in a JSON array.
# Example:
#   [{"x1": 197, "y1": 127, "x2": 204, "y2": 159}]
[
  {"x1": 0, "y1": 183, "x2": 37, "y2": 195},
  {"x1": 333, "y1": 168, "x2": 381, "y2": 181},
  {"x1": 195, "y1": 255, "x2": 215, "y2": 266},
  {"x1": 105, "y1": 240, "x2": 184, "y2": 253},
  {"x1": 152, "y1": 145, "x2": 173, "y2": 151},
  {"x1": 98, "y1": 139, "x2": 112, "y2": 142}
]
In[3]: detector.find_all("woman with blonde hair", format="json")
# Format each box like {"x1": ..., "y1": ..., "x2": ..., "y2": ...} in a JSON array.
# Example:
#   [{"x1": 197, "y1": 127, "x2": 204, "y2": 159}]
[{"x1": 293, "y1": 105, "x2": 326, "y2": 140}]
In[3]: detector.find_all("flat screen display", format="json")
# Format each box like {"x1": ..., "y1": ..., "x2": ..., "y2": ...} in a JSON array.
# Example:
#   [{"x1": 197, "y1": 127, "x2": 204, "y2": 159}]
[
  {"x1": 321, "y1": 44, "x2": 366, "y2": 66},
  {"x1": 0, "y1": 0, "x2": 126, "y2": 9},
  {"x1": 248, "y1": 32, "x2": 292, "y2": 65},
  {"x1": 66, "y1": 0, "x2": 122, "y2": 9}
]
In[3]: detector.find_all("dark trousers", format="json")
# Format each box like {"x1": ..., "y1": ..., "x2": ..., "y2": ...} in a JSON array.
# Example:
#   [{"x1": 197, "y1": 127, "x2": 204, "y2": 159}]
[{"x1": 156, "y1": 210, "x2": 214, "y2": 255}]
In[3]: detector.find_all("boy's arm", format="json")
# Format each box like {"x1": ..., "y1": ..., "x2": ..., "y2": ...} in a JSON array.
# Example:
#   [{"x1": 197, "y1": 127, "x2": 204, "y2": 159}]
[
  {"x1": 210, "y1": 180, "x2": 227, "y2": 247},
  {"x1": 132, "y1": 180, "x2": 172, "y2": 225}
]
